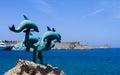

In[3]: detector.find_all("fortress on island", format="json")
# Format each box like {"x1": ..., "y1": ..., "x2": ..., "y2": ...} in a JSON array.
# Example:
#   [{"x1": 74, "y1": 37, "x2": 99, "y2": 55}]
[{"x1": 53, "y1": 41, "x2": 93, "y2": 50}]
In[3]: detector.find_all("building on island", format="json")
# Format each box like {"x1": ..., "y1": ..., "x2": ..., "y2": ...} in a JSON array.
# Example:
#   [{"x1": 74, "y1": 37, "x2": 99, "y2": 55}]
[{"x1": 53, "y1": 41, "x2": 93, "y2": 50}]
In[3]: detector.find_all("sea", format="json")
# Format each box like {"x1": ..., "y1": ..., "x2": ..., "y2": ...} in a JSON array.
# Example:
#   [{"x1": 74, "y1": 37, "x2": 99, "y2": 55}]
[{"x1": 0, "y1": 48, "x2": 120, "y2": 75}]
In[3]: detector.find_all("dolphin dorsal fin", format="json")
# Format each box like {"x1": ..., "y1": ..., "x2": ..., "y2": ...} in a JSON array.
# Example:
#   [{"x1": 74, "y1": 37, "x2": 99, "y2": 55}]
[
  {"x1": 23, "y1": 15, "x2": 29, "y2": 20},
  {"x1": 47, "y1": 26, "x2": 51, "y2": 31},
  {"x1": 52, "y1": 28, "x2": 56, "y2": 32}
]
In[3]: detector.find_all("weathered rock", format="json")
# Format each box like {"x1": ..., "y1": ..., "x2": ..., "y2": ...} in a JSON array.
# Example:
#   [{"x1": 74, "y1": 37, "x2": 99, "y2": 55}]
[{"x1": 4, "y1": 59, "x2": 65, "y2": 75}]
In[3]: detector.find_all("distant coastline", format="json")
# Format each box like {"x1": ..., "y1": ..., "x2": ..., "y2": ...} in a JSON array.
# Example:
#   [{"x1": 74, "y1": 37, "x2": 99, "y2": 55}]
[
  {"x1": 98, "y1": 44, "x2": 111, "y2": 49},
  {"x1": 1, "y1": 40, "x2": 111, "y2": 50},
  {"x1": 53, "y1": 41, "x2": 111, "y2": 50}
]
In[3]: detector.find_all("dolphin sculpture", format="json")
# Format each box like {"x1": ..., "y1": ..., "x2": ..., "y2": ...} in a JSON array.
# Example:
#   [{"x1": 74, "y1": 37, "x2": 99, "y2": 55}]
[
  {"x1": 35, "y1": 26, "x2": 61, "y2": 51},
  {"x1": 21, "y1": 26, "x2": 61, "y2": 64},
  {"x1": 13, "y1": 30, "x2": 39, "y2": 50},
  {"x1": 33, "y1": 26, "x2": 61, "y2": 64},
  {"x1": 23, "y1": 29, "x2": 39, "y2": 51},
  {"x1": 9, "y1": 16, "x2": 61, "y2": 64},
  {"x1": 9, "y1": 15, "x2": 39, "y2": 32}
]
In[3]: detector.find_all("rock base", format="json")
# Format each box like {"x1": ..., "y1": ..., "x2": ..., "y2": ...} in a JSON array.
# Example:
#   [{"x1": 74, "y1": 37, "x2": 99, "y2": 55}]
[{"x1": 4, "y1": 59, "x2": 65, "y2": 75}]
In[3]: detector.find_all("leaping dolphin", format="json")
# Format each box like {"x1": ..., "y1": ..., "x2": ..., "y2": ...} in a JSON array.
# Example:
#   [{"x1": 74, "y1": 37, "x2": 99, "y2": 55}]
[
  {"x1": 9, "y1": 15, "x2": 39, "y2": 32},
  {"x1": 35, "y1": 27, "x2": 61, "y2": 51}
]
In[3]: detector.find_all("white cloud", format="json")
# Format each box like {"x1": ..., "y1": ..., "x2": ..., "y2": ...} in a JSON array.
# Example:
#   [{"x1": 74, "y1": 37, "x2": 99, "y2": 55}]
[
  {"x1": 82, "y1": 8, "x2": 105, "y2": 18},
  {"x1": 91, "y1": 8, "x2": 105, "y2": 15},
  {"x1": 30, "y1": 0, "x2": 53, "y2": 14}
]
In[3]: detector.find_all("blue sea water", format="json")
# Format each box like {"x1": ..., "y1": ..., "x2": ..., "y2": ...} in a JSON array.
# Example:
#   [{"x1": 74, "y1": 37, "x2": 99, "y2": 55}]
[{"x1": 0, "y1": 48, "x2": 120, "y2": 75}]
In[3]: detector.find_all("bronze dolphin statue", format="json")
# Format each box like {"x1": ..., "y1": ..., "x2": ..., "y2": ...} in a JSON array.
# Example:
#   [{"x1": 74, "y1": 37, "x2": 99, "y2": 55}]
[{"x1": 9, "y1": 15, "x2": 39, "y2": 32}]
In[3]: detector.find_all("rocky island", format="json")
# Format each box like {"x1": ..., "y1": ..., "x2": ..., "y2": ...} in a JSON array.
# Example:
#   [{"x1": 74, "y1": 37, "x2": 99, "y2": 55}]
[
  {"x1": 99, "y1": 44, "x2": 111, "y2": 48},
  {"x1": 53, "y1": 42, "x2": 111, "y2": 50},
  {"x1": 53, "y1": 41, "x2": 93, "y2": 50}
]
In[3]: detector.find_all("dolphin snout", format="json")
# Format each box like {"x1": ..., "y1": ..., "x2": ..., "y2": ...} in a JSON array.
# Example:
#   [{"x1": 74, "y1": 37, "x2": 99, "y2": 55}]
[
  {"x1": 35, "y1": 29, "x2": 39, "y2": 32},
  {"x1": 58, "y1": 39, "x2": 61, "y2": 43},
  {"x1": 34, "y1": 28, "x2": 39, "y2": 32}
]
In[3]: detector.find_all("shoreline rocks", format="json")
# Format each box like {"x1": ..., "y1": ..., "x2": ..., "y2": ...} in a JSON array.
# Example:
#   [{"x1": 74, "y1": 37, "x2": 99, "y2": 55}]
[{"x1": 4, "y1": 59, "x2": 65, "y2": 75}]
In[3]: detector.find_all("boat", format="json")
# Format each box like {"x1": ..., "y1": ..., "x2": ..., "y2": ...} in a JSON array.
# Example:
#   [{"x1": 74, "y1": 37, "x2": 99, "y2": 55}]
[{"x1": 0, "y1": 41, "x2": 13, "y2": 50}]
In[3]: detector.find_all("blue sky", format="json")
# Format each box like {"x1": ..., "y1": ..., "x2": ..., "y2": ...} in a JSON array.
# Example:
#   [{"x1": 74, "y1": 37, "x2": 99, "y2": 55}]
[{"x1": 0, "y1": 0, "x2": 120, "y2": 47}]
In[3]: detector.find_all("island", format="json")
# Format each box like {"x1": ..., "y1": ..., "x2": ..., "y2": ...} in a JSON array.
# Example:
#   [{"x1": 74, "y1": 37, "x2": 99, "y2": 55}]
[
  {"x1": 53, "y1": 41, "x2": 93, "y2": 50},
  {"x1": 99, "y1": 44, "x2": 111, "y2": 48}
]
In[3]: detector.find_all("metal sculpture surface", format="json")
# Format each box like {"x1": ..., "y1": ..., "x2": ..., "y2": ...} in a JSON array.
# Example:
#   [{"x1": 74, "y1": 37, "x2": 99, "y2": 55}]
[{"x1": 9, "y1": 15, "x2": 61, "y2": 64}]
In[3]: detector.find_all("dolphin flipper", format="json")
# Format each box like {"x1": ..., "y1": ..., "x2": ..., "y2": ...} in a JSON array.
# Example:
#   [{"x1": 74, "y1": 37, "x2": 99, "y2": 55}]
[
  {"x1": 52, "y1": 28, "x2": 56, "y2": 32},
  {"x1": 47, "y1": 26, "x2": 51, "y2": 31},
  {"x1": 23, "y1": 15, "x2": 29, "y2": 20}
]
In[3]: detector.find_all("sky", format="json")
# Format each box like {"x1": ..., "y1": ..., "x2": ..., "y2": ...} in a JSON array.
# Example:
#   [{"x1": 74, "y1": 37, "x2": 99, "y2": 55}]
[{"x1": 0, "y1": 0, "x2": 120, "y2": 47}]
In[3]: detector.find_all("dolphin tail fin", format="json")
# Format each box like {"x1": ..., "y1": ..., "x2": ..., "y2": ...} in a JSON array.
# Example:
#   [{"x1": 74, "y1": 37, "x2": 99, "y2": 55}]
[{"x1": 9, "y1": 25, "x2": 15, "y2": 31}]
